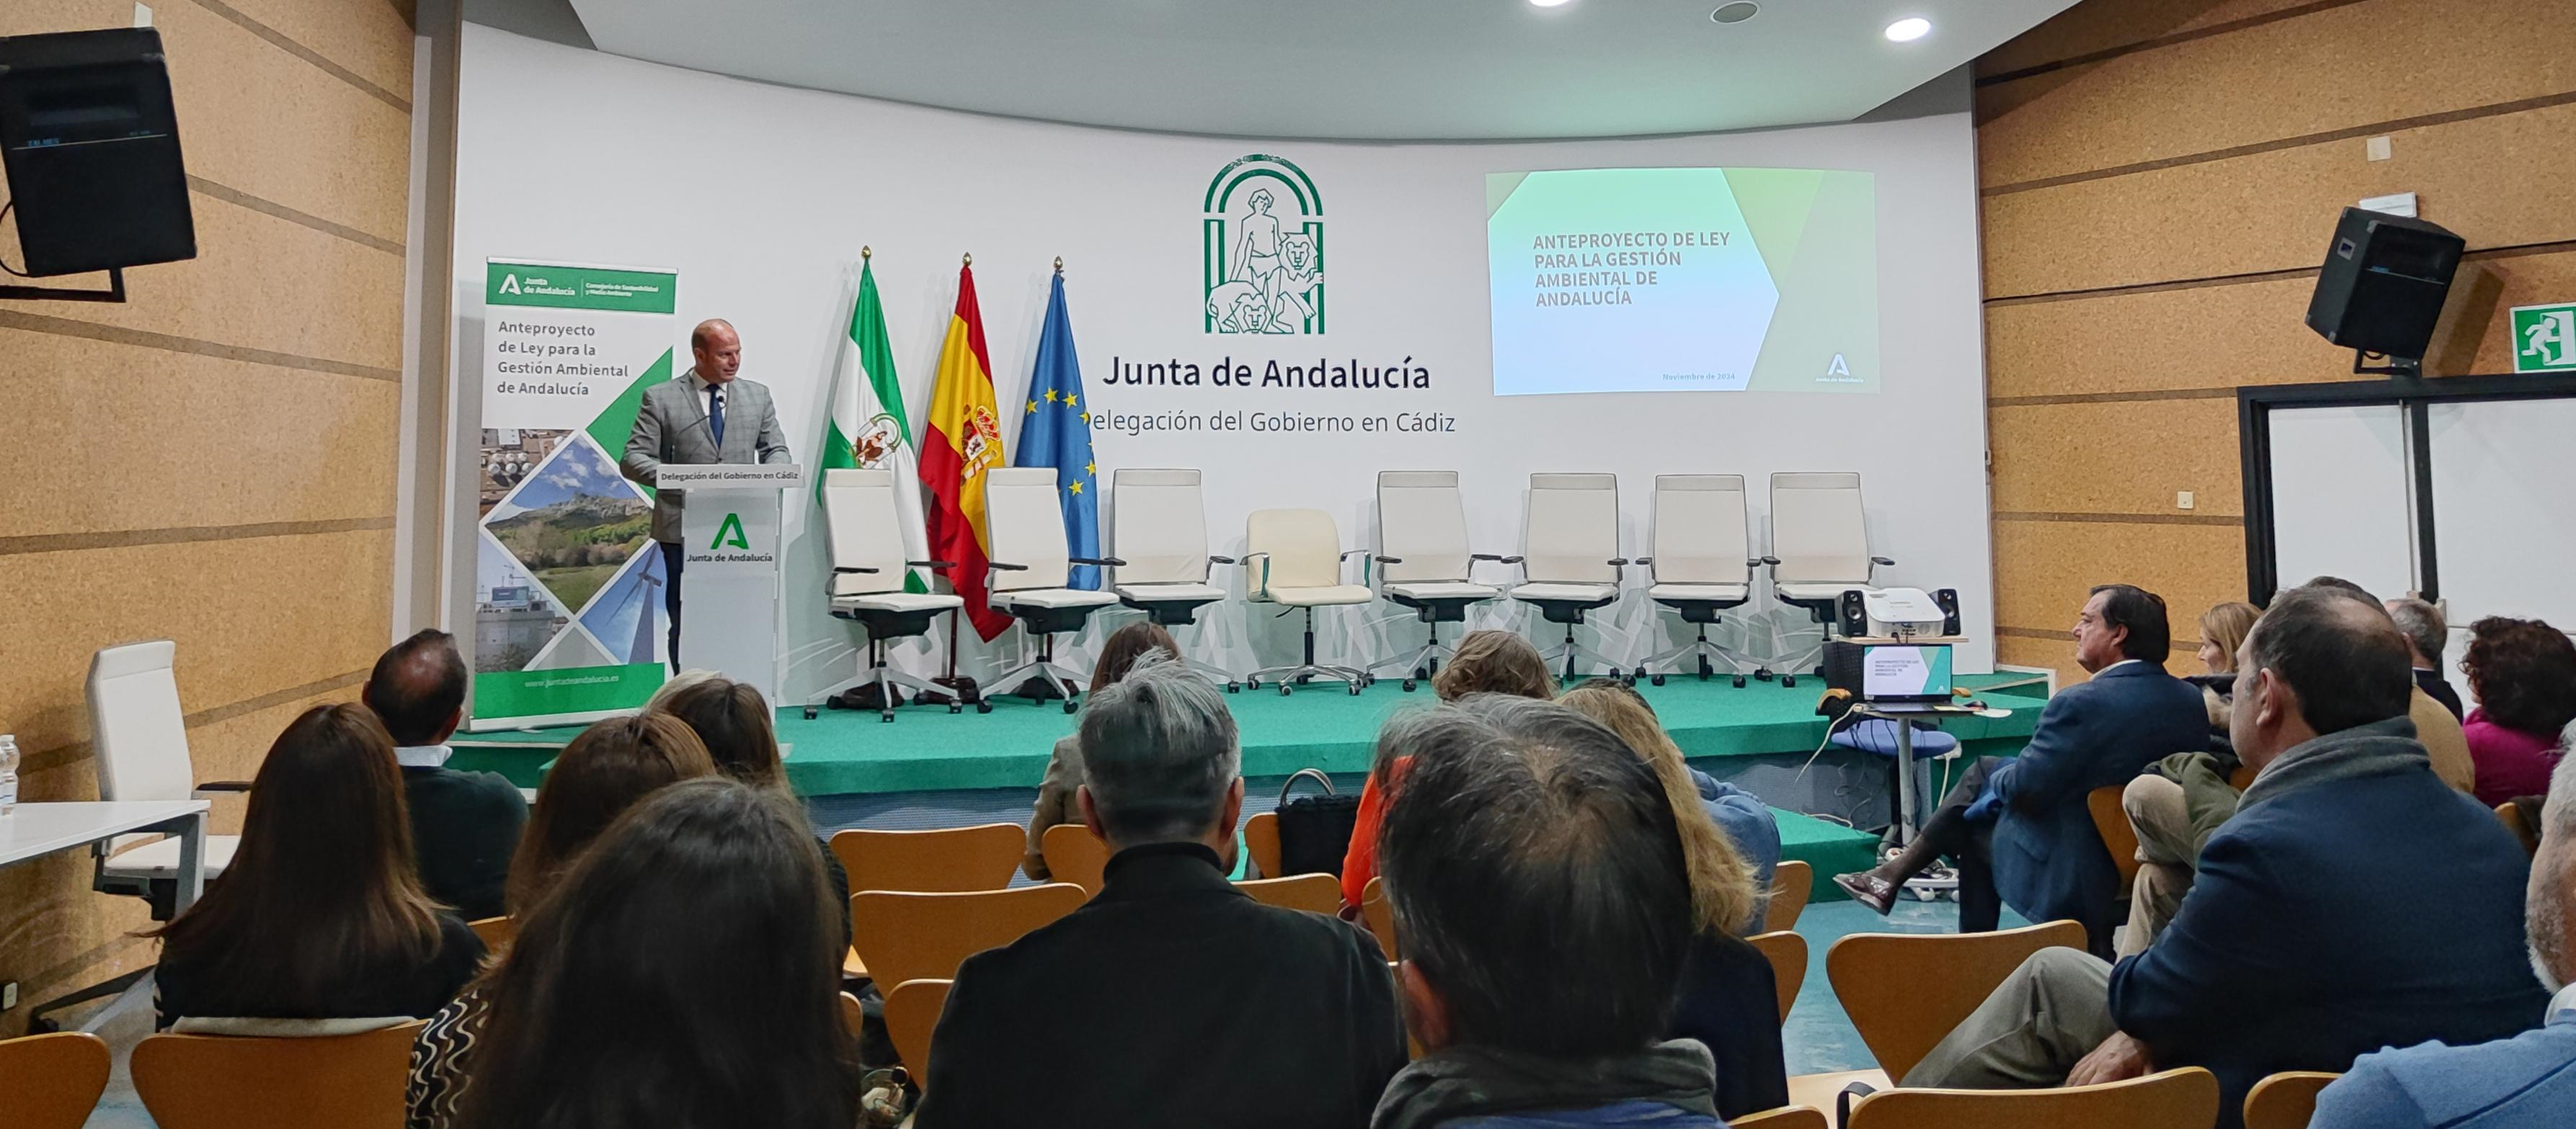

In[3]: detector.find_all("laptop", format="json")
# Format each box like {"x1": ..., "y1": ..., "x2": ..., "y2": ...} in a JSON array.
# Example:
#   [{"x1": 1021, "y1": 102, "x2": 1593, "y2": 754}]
[{"x1": 1860, "y1": 642, "x2": 1955, "y2": 705}]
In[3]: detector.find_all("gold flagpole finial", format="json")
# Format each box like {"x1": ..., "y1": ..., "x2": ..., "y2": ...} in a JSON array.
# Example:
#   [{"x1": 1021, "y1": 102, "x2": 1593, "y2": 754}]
[
  {"x1": 861, "y1": 245, "x2": 871, "y2": 259},
  {"x1": 1053, "y1": 256, "x2": 1064, "y2": 275},
  {"x1": 962, "y1": 251, "x2": 973, "y2": 267}
]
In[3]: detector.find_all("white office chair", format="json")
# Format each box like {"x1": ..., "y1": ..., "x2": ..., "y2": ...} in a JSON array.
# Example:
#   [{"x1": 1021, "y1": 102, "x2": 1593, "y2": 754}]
[
  {"x1": 1764, "y1": 471, "x2": 1892, "y2": 685},
  {"x1": 814, "y1": 468, "x2": 966, "y2": 722},
  {"x1": 986, "y1": 467, "x2": 1122, "y2": 713},
  {"x1": 1638, "y1": 475, "x2": 1768, "y2": 687},
  {"x1": 1508, "y1": 473, "x2": 1632, "y2": 684},
  {"x1": 89, "y1": 641, "x2": 244, "y2": 919},
  {"x1": 1240, "y1": 509, "x2": 1374, "y2": 695},
  {"x1": 1107, "y1": 468, "x2": 1235, "y2": 684},
  {"x1": 1372, "y1": 471, "x2": 1511, "y2": 692}
]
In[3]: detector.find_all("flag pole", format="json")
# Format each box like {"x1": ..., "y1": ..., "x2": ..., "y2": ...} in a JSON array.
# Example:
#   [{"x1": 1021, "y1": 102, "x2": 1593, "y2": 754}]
[{"x1": 934, "y1": 248, "x2": 978, "y2": 705}]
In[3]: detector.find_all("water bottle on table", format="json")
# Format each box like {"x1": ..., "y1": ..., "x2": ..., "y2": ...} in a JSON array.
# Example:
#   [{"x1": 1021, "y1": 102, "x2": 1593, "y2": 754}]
[{"x1": 0, "y1": 733, "x2": 19, "y2": 818}]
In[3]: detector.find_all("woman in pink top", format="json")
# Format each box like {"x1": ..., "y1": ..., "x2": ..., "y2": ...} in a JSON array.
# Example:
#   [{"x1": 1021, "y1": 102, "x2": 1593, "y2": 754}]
[{"x1": 2458, "y1": 617, "x2": 2576, "y2": 806}]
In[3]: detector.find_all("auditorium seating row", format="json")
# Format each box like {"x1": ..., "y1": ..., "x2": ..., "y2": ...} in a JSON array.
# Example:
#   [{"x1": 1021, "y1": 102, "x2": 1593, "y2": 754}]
[{"x1": 820, "y1": 468, "x2": 1899, "y2": 719}]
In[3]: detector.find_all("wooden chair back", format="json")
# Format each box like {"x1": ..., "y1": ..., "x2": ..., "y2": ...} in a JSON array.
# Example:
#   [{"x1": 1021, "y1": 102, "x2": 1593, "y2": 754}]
[
  {"x1": 1237, "y1": 873, "x2": 1342, "y2": 914},
  {"x1": 2498, "y1": 803, "x2": 2540, "y2": 857},
  {"x1": 1245, "y1": 810, "x2": 1283, "y2": 878},
  {"x1": 466, "y1": 915, "x2": 516, "y2": 950},
  {"x1": 2243, "y1": 1071, "x2": 2340, "y2": 1129},
  {"x1": 1745, "y1": 929, "x2": 1808, "y2": 1025},
  {"x1": 1729, "y1": 1106, "x2": 1827, "y2": 1129},
  {"x1": 832, "y1": 824, "x2": 1028, "y2": 893},
  {"x1": 2229, "y1": 763, "x2": 2257, "y2": 790},
  {"x1": 0, "y1": 1032, "x2": 112, "y2": 1129},
  {"x1": 883, "y1": 978, "x2": 953, "y2": 1083},
  {"x1": 1765, "y1": 860, "x2": 1813, "y2": 932},
  {"x1": 838, "y1": 991, "x2": 866, "y2": 1040},
  {"x1": 133, "y1": 1022, "x2": 426, "y2": 1129},
  {"x1": 2088, "y1": 786, "x2": 2141, "y2": 891},
  {"x1": 1360, "y1": 875, "x2": 1400, "y2": 960},
  {"x1": 1847, "y1": 1067, "x2": 2219, "y2": 1129},
  {"x1": 1039, "y1": 823, "x2": 1111, "y2": 896},
  {"x1": 1826, "y1": 919, "x2": 2089, "y2": 1081},
  {"x1": 850, "y1": 884, "x2": 1087, "y2": 989}
]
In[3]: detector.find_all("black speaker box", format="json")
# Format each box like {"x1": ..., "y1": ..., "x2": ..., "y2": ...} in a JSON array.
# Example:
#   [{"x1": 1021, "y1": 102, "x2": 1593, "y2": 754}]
[
  {"x1": 1931, "y1": 588, "x2": 1962, "y2": 636},
  {"x1": 2304, "y1": 207, "x2": 2462, "y2": 362},
  {"x1": 0, "y1": 28, "x2": 195, "y2": 277},
  {"x1": 1836, "y1": 589, "x2": 1870, "y2": 638}
]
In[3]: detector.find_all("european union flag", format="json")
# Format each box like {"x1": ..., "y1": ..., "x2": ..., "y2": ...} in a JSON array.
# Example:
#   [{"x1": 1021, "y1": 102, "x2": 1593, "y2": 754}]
[{"x1": 1015, "y1": 272, "x2": 1102, "y2": 589}]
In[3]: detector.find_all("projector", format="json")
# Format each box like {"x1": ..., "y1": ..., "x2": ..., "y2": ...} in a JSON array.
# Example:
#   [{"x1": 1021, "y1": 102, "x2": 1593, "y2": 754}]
[{"x1": 1836, "y1": 586, "x2": 1961, "y2": 640}]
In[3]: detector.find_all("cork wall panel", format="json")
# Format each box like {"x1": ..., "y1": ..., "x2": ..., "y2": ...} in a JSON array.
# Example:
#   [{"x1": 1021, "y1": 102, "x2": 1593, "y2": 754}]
[
  {"x1": 1991, "y1": 519, "x2": 2248, "y2": 639},
  {"x1": 1984, "y1": 100, "x2": 2576, "y2": 298},
  {"x1": 205, "y1": 0, "x2": 418, "y2": 99},
  {"x1": 37, "y1": 190, "x2": 406, "y2": 372},
  {"x1": 158, "y1": 0, "x2": 413, "y2": 244},
  {"x1": 1988, "y1": 274, "x2": 2342, "y2": 399},
  {"x1": 0, "y1": 0, "x2": 126, "y2": 36},
  {"x1": 1978, "y1": 0, "x2": 2576, "y2": 188},
  {"x1": 1976, "y1": 0, "x2": 2337, "y2": 79},
  {"x1": 0, "y1": 529, "x2": 394, "y2": 766},
  {"x1": 1990, "y1": 398, "x2": 2246, "y2": 516},
  {"x1": 2430, "y1": 249, "x2": 2576, "y2": 375},
  {"x1": 1995, "y1": 633, "x2": 2211, "y2": 688}
]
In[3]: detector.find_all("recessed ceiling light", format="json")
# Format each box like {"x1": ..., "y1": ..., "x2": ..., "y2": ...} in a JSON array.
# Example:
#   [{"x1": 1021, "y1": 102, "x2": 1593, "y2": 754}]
[
  {"x1": 1886, "y1": 17, "x2": 1932, "y2": 42},
  {"x1": 1529, "y1": 0, "x2": 1576, "y2": 8},
  {"x1": 1711, "y1": 2, "x2": 1759, "y2": 24}
]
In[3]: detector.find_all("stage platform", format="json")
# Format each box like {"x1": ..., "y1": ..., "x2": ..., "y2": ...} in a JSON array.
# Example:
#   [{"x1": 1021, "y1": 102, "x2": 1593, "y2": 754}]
[{"x1": 456, "y1": 673, "x2": 2050, "y2": 900}]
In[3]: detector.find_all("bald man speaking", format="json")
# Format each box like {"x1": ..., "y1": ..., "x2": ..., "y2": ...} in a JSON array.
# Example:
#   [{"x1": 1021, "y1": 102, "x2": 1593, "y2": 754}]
[{"x1": 620, "y1": 318, "x2": 791, "y2": 667}]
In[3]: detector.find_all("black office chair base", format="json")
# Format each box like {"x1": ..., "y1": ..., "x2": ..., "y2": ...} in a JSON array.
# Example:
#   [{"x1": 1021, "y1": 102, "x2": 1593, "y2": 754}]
[
  {"x1": 1370, "y1": 597, "x2": 1490, "y2": 690},
  {"x1": 1639, "y1": 617, "x2": 1764, "y2": 688},
  {"x1": 1246, "y1": 605, "x2": 1368, "y2": 696},
  {"x1": 812, "y1": 624, "x2": 965, "y2": 721}
]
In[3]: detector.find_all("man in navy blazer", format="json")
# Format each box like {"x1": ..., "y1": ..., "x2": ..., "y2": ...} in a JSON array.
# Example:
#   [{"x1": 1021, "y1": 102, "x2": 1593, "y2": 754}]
[
  {"x1": 1902, "y1": 586, "x2": 2546, "y2": 1128},
  {"x1": 1836, "y1": 584, "x2": 2208, "y2": 953}
]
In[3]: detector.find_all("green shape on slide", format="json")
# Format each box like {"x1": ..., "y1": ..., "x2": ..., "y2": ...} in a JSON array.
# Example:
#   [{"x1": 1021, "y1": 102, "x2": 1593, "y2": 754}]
[
  {"x1": 586, "y1": 348, "x2": 674, "y2": 497},
  {"x1": 1746, "y1": 171, "x2": 1879, "y2": 393},
  {"x1": 1723, "y1": 168, "x2": 1826, "y2": 285},
  {"x1": 1485, "y1": 171, "x2": 1532, "y2": 219}
]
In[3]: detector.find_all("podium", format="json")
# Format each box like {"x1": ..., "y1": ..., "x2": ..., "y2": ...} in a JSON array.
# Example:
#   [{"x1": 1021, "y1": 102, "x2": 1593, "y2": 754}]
[{"x1": 658, "y1": 463, "x2": 804, "y2": 701}]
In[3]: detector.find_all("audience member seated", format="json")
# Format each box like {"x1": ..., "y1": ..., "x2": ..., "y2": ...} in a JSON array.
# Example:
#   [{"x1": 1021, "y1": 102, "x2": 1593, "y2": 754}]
[
  {"x1": 2311, "y1": 739, "x2": 2576, "y2": 1128},
  {"x1": 1903, "y1": 586, "x2": 2546, "y2": 1128},
  {"x1": 2305, "y1": 580, "x2": 2474, "y2": 793},
  {"x1": 2115, "y1": 600, "x2": 2260, "y2": 955},
  {"x1": 648, "y1": 671, "x2": 850, "y2": 951},
  {"x1": 2388, "y1": 597, "x2": 2466, "y2": 720},
  {"x1": 1835, "y1": 584, "x2": 2208, "y2": 955},
  {"x1": 430, "y1": 779, "x2": 859, "y2": 1129},
  {"x1": 1556, "y1": 679, "x2": 1787, "y2": 1117},
  {"x1": 363, "y1": 628, "x2": 528, "y2": 921},
  {"x1": 152, "y1": 704, "x2": 484, "y2": 1030},
  {"x1": 2461, "y1": 617, "x2": 2576, "y2": 806},
  {"x1": 1372, "y1": 695, "x2": 1725, "y2": 1128},
  {"x1": 1021, "y1": 621, "x2": 1178, "y2": 881},
  {"x1": 1342, "y1": 629, "x2": 1554, "y2": 907},
  {"x1": 915, "y1": 657, "x2": 1405, "y2": 1128}
]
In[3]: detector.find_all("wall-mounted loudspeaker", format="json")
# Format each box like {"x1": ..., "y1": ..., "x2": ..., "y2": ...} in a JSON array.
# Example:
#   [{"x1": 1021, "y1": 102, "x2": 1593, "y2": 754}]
[
  {"x1": 0, "y1": 28, "x2": 195, "y2": 277},
  {"x1": 2304, "y1": 207, "x2": 2462, "y2": 365}
]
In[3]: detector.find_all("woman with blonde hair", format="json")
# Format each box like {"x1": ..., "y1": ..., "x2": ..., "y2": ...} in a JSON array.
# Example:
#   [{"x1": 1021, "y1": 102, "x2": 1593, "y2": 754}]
[{"x1": 1338, "y1": 630, "x2": 1558, "y2": 908}]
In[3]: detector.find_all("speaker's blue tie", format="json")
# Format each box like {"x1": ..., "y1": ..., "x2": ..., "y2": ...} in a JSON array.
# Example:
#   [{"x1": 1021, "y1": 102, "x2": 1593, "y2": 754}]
[{"x1": 707, "y1": 384, "x2": 727, "y2": 449}]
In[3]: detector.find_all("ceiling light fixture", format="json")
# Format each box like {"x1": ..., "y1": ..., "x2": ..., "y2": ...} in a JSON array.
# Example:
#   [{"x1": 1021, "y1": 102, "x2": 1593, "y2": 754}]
[
  {"x1": 1529, "y1": 0, "x2": 1576, "y2": 8},
  {"x1": 1711, "y1": 2, "x2": 1760, "y2": 24},
  {"x1": 1885, "y1": 17, "x2": 1931, "y2": 42}
]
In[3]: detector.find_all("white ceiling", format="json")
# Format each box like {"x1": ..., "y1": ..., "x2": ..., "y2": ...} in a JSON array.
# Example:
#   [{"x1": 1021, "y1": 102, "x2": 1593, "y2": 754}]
[{"x1": 562, "y1": 0, "x2": 2077, "y2": 141}]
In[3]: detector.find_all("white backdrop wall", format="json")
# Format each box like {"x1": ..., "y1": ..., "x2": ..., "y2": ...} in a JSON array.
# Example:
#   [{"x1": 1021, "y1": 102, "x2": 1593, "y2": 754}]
[{"x1": 448, "y1": 25, "x2": 1997, "y2": 705}]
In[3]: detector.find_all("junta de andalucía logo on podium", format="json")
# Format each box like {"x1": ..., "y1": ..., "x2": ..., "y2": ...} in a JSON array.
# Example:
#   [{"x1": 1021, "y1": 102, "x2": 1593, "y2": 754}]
[{"x1": 1204, "y1": 154, "x2": 1325, "y2": 335}]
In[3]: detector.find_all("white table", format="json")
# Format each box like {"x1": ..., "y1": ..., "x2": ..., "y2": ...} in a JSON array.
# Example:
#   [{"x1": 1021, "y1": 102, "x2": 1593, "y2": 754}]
[{"x1": 1, "y1": 799, "x2": 213, "y2": 911}]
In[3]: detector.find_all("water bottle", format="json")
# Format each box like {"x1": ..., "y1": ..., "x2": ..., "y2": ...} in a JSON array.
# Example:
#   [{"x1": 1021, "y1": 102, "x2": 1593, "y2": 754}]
[{"x1": 0, "y1": 733, "x2": 18, "y2": 818}]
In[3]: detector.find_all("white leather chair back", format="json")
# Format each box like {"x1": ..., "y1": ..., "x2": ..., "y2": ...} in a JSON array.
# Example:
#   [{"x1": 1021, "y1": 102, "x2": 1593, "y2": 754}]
[
  {"x1": 1770, "y1": 471, "x2": 1871, "y2": 584},
  {"x1": 1651, "y1": 476, "x2": 1752, "y2": 585},
  {"x1": 1377, "y1": 471, "x2": 1471, "y2": 584},
  {"x1": 985, "y1": 468, "x2": 1072, "y2": 593},
  {"x1": 89, "y1": 641, "x2": 194, "y2": 803},
  {"x1": 1245, "y1": 509, "x2": 1343, "y2": 593},
  {"x1": 1522, "y1": 473, "x2": 1620, "y2": 584},
  {"x1": 1110, "y1": 468, "x2": 1211, "y2": 585},
  {"x1": 822, "y1": 469, "x2": 910, "y2": 598}
]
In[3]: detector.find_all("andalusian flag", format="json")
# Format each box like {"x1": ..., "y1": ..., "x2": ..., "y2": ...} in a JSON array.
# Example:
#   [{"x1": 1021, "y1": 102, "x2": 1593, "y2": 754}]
[
  {"x1": 819, "y1": 256, "x2": 929, "y2": 592},
  {"x1": 919, "y1": 261, "x2": 1013, "y2": 642}
]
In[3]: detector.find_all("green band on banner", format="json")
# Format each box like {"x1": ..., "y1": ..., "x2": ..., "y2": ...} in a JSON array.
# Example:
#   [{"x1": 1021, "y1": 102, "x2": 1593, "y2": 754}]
[
  {"x1": 474, "y1": 664, "x2": 667, "y2": 718},
  {"x1": 487, "y1": 262, "x2": 678, "y2": 313}
]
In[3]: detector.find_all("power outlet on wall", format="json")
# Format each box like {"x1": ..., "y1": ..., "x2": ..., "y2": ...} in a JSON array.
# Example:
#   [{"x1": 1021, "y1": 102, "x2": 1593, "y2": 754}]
[
  {"x1": 2, "y1": 981, "x2": 18, "y2": 1011},
  {"x1": 2176, "y1": 491, "x2": 2195, "y2": 510}
]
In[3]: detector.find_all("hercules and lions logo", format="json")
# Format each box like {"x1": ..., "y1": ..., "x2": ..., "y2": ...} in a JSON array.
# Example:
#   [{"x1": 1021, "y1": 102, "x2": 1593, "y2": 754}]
[{"x1": 1204, "y1": 155, "x2": 1325, "y2": 335}]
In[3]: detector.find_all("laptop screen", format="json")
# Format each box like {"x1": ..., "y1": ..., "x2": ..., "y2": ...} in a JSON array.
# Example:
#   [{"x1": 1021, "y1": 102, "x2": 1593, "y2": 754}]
[{"x1": 1862, "y1": 643, "x2": 1954, "y2": 701}]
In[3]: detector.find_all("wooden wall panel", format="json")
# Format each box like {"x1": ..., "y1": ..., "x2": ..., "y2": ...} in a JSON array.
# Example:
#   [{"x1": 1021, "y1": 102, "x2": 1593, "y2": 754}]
[
  {"x1": 1991, "y1": 521, "x2": 2247, "y2": 643},
  {"x1": 1978, "y1": 0, "x2": 2576, "y2": 187},
  {"x1": 0, "y1": 0, "x2": 125, "y2": 36},
  {"x1": 1990, "y1": 399, "x2": 2246, "y2": 517},
  {"x1": 1986, "y1": 274, "x2": 2341, "y2": 398},
  {"x1": 1976, "y1": 0, "x2": 2333, "y2": 79},
  {"x1": 1984, "y1": 100, "x2": 2576, "y2": 298},
  {"x1": 212, "y1": 0, "x2": 419, "y2": 98}
]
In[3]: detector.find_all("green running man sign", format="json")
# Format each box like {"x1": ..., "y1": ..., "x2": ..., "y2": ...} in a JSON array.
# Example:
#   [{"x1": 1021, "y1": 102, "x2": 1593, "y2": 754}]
[{"x1": 2515, "y1": 303, "x2": 2576, "y2": 373}]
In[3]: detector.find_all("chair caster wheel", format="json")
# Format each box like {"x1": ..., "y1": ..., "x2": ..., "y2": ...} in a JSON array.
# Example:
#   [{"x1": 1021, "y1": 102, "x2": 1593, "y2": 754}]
[
  {"x1": 1782, "y1": 674, "x2": 1798, "y2": 688},
  {"x1": 879, "y1": 711, "x2": 894, "y2": 723},
  {"x1": 1756, "y1": 669, "x2": 1775, "y2": 682},
  {"x1": 1402, "y1": 679, "x2": 1417, "y2": 692},
  {"x1": 949, "y1": 703, "x2": 963, "y2": 715},
  {"x1": 1244, "y1": 678, "x2": 1260, "y2": 691},
  {"x1": 1279, "y1": 684, "x2": 1294, "y2": 697},
  {"x1": 1733, "y1": 674, "x2": 1749, "y2": 689},
  {"x1": 1413, "y1": 666, "x2": 1430, "y2": 682},
  {"x1": 1650, "y1": 674, "x2": 1666, "y2": 687},
  {"x1": 1633, "y1": 666, "x2": 1648, "y2": 682},
  {"x1": 804, "y1": 706, "x2": 820, "y2": 720},
  {"x1": 1347, "y1": 682, "x2": 1362, "y2": 696},
  {"x1": 1227, "y1": 681, "x2": 1241, "y2": 693},
  {"x1": 976, "y1": 701, "x2": 993, "y2": 714},
  {"x1": 1063, "y1": 699, "x2": 1079, "y2": 715}
]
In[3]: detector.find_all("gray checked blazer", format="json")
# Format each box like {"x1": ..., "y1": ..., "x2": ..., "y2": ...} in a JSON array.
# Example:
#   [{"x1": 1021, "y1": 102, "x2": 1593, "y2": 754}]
[{"x1": 619, "y1": 367, "x2": 794, "y2": 543}]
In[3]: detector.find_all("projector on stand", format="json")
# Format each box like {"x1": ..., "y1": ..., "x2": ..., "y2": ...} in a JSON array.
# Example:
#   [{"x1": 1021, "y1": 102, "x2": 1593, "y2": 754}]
[{"x1": 1836, "y1": 586, "x2": 1961, "y2": 640}]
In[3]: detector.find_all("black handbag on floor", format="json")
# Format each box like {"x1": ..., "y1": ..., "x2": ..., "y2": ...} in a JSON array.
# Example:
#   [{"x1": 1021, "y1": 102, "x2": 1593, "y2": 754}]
[{"x1": 1273, "y1": 767, "x2": 1361, "y2": 877}]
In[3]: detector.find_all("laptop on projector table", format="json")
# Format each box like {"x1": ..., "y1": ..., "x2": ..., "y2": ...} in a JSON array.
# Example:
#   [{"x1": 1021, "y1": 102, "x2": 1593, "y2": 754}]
[{"x1": 1858, "y1": 642, "x2": 1954, "y2": 712}]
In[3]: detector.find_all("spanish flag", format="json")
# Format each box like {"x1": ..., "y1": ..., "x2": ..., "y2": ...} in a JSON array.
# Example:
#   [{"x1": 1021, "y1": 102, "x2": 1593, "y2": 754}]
[{"x1": 919, "y1": 261, "x2": 1013, "y2": 642}]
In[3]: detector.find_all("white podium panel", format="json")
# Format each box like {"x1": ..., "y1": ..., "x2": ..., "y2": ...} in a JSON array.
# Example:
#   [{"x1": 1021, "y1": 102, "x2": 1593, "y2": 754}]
[{"x1": 662, "y1": 463, "x2": 802, "y2": 700}]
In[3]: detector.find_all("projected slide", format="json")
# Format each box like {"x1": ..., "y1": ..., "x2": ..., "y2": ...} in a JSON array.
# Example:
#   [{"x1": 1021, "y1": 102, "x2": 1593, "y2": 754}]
[{"x1": 1487, "y1": 167, "x2": 1878, "y2": 396}]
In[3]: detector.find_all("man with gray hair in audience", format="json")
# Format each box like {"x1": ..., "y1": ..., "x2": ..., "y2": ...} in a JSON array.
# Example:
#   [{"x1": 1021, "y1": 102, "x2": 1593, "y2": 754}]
[
  {"x1": 2313, "y1": 736, "x2": 2576, "y2": 1126},
  {"x1": 915, "y1": 656, "x2": 1404, "y2": 1128},
  {"x1": 2386, "y1": 597, "x2": 2467, "y2": 720},
  {"x1": 1372, "y1": 694, "x2": 1728, "y2": 1128}
]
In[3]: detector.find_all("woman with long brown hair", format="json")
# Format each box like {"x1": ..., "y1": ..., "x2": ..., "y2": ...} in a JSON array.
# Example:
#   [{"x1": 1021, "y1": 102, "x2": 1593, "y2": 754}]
[
  {"x1": 647, "y1": 673, "x2": 851, "y2": 952},
  {"x1": 151, "y1": 703, "x2": 483, "y2": 1027},
  {"x1": 1023, "y1": 621, "x2": 1181, "y2": 880}
]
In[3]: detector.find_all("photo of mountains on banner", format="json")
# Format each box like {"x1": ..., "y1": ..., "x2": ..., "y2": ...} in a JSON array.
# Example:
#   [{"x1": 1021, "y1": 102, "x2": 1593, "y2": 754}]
[{"x1": 473, "y1": 432, "x2": 665, "y2": 673}]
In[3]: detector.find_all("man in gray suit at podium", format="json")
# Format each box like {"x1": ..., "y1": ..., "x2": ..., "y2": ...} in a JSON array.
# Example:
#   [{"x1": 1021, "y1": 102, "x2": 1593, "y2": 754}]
[{"x1": 620, "y1": 318, "x2": 791, "y2": 667}]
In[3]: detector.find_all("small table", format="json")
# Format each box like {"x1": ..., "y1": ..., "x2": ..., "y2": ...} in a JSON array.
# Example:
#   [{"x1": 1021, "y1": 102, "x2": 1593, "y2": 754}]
[
  {"x1": 1, "y1": 800, "x2": 213, "y2": 1028},
  {"x1": 1844, "y1": 703, "x2": 1997, "y2": 847}
]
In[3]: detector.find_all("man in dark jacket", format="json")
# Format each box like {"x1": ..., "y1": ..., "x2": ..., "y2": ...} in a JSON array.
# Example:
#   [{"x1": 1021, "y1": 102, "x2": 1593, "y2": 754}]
[
  {"x1": 915, "y1": 658, "x2": 1405, "y2": 1128},
  {"x1": 1903, "y1": 585, "x2": 2546, "y2": 1128},
  {"x1": 362, "y1": 629, "x2": 525, "y2": 921},
  {"x1": 1836, "y1": 584, "x2": 2210, "y2": 953}
]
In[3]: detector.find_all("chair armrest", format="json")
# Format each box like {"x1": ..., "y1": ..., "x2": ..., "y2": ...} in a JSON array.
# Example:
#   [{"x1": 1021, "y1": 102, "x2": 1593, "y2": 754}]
[
  {"x1": 1633, "y1": 556, "x2": 1653, "y2": 566},
  {"x1": 1207, "y1": 555, "x2": 1236, "y2": 565},
  {"x1": 833, "y1": 566, "x2": 881, "y2": 574},
  {"x1": 1746, "y1": 558, "x2": 1766, "y2": 568},
  {"x1": 1761, "y1": 555, "x2": 1782, "y2": 566},
  {"x1": 1070, "y1": 557, "x2": 1126, "y2": 567},
  {"x1": 1870, "y1": 555, "x2": 1896, "y2": 567},
  {"x1": 987, "y1": 561, "x2": 1029, "y2": 571},
  {"x1": 1607, "y1": 558, "x2": 1630, "y2": 568},
  {"x1": 1470, "y1": 553, "x2": 1522, "y2": 563},
  {"x1": 909, "y1": 560, "x2": 958, "y2": 570},
  {"x1": 1338, "y1": 549, "x2": 1371, "y2": 559},
  {"x1": 1372, "y1": 555, "x2": 1404, "y2": 565},
  {"x1": 1238, "y1": 553, "x2": 1273, "y2": 600},
  {"x1": 197, "y1": 780, "x2": 254, "y2": 793}
]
